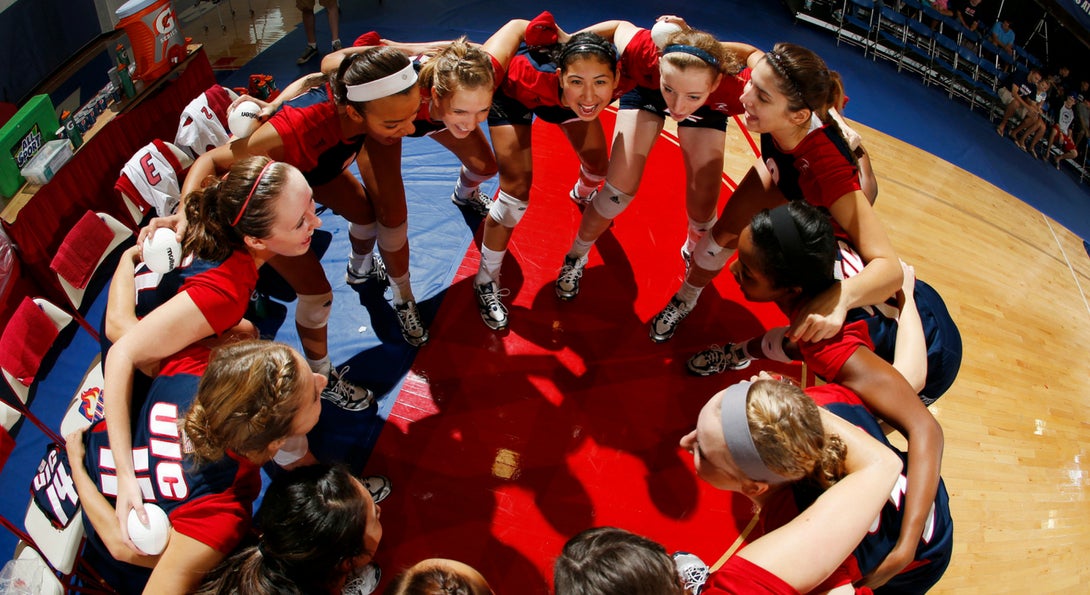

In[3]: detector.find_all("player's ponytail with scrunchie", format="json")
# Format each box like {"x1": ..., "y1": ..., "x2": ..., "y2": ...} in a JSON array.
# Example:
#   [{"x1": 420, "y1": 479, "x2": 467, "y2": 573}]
[{"x1": 182, "y1": 156, "x2": 284, "y2": 262}]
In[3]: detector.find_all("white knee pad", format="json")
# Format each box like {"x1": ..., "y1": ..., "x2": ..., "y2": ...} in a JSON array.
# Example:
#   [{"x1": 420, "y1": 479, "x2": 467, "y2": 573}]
[
  {"x1": 296, "y1": 291, "x2": 332, "y2": 329},
  {"x1": 377, "y1": 221, "x2": 408, "y2": 252},
  {"x1": 591, "y1": 182, "x2": 636, "y2": 219},
  {"x1": 489, "y1": 190, "x2": 529, "y2": 227},
  {"x1": 760, "y1": 326, "x2": 792, "y2": 363},
  {"x1": 349, "y1": 221, "x2": 378, "y2": 241},
  {"x1": 691, "y1": 233, "x2": 730, "y2": 271}
]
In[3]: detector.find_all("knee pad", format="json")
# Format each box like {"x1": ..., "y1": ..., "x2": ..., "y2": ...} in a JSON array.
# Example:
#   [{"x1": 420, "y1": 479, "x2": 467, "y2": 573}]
[
  {"x1": 591, "y1": 182, "x2": 636, "y2": 219},
  {"x1": 272, "y1": 435, "x2": 309, "y2": 467},
  {"x1": 760, "y1": 326, "x2": 792, "y2": 363},
  {"x1": 691, "y1": 233, "x2": 731, "y2": 271},
  {"x1": 489, "y1": 190, "x2": 529, "y2": 227},
  {"x1": 376, "y1": 221, "x2": 408, "y2": 252},
  {"x1": 295, "y1": 291, "x2": 332, "y2": 329},
  {"x1": 349, "y1": 222, "x2": 378, "y2": 241},
  {"x1": 460, "y1": 165, "x2": 495, "y2": 184}
]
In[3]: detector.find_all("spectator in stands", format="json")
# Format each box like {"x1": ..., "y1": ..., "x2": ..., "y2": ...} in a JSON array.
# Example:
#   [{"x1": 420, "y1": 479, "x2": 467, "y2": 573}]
[
  {"x1": 1073, "y1": 81, "x2": 1090, "y2": 149},
  {"x1": 996, "y1": 68, "x2": 1045, "y2": 137},
  {"x1": 954, "y1": 0, "x2": 985, "y2": 34},
  {"x1": 1045, "y1": 95, "x2": 1079, "y2": 169},
  {"x1": 1010, "y1": 77, "x2": 1052, "y2": 158},
  {"x1": 1049, "y1": 65, "x2": 1073, "y2": 99},
  {"x1": 989, "y1": 18, "x2": 1015, "y2": 57}
]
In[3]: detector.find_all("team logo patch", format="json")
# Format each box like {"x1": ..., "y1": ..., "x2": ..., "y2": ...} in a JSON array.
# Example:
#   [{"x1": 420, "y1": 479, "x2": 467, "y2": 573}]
[{"x1": 79, "y1": 386, "x2": 105, "y2": 424}]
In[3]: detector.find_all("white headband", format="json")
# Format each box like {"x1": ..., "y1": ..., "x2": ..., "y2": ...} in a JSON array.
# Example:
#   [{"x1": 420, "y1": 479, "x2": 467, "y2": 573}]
[{"x1": 346, "y1": 63, "x2": 418, "y2": 102}]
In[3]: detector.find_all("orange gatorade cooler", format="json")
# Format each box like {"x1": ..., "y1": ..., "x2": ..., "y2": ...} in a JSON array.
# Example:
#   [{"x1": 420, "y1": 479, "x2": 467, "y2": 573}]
[{"x1": 114, "y1": 0, "x2": 186, "y2": 82}]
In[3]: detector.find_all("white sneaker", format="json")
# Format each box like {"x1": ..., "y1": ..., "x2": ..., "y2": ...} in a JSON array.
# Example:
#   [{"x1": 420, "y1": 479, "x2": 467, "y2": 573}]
[
  {"x1": 555, "y1": 254, "x2": 588, "y2": 300},
  {"x1": 451, "y1": 188, "x2": 494, "y2": 217},
  {"x1": 475, "y1": 281, "x2": 509, "y2": 330},
  {"x1": 361, "y1": 475, "x2": 392, "y2": 503},
  {"x1": 395, "y1": 300, "x2": 429, "y2": 347},
  {"x1": 321, "y1": 367, "x2": 375, "y2": 412},
  {"x1": 672, "y1": 551, "x2": 709, "y2": 595},
  {"x1": 687, "y1": 343, "x2": 751, "y2": 376},
  {"x1": 649, "y1": 297, "x2": 692, "y2": 342},
  {"x1": 342, "y1": 562, "x2": 380, "y2": 595},
  {"x1": 346, "y1": 253, "x2": 387, "y2": 286},
  {"x1": 569, "y1": 186, "x2": 598, "y2": 206}
]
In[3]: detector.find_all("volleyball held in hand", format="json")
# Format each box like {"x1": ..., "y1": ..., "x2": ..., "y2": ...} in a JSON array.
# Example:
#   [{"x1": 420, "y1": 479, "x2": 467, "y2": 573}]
[
  {"x1": 651, "y1": 20, "x2": 682, "y2": 49},
  {"x1": 228, "y1": 100, "x2": 262, "y2": 138},
  {"x1": 142, "y1": 227, "x2": 181, "y2": 274},
  {"x1": 127, "y1": 504, "x2": 171, "y2": 555}
]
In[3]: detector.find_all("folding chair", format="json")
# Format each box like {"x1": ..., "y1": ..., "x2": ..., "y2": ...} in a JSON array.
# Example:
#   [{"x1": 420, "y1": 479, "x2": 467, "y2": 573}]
[
  {"x1": 49, "y1": 212, "x2": 132, "y2": 341},
  {"x1": 836, "y1": 0, "x2": 877, "y2": 52},
  {"x1": 873, "y1": 7, "x2": 910, "y2": 64},
  {"x1": 0, "y1": 298, "x2": 72, "y2": 445}
]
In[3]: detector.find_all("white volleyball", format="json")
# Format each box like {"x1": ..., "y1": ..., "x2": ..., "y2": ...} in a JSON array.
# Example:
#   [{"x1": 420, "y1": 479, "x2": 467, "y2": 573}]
[
  {"x1": 228, "y1": 100, "x2": 262, "y2": 138},
  {"x1": 127, "y1": 504, "x2": 171, "y2": 555},
  {"x1": 651, "y1": 20, "x2": 683, "y2": 49},
  {"x1": 142, "y1": 227, "x2": 182, "y2": 274}
]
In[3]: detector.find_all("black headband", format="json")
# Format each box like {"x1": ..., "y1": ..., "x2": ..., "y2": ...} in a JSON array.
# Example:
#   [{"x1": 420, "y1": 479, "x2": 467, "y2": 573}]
[
  {"x1": 764, "y1": 51, "x2": 811, "y2": 111},
  {"x1": 769, "y1": 204, "x2": 806, "y2": 273},
  {"x1": 662, "y1": 44, "x2": 720, "y2": 68}
]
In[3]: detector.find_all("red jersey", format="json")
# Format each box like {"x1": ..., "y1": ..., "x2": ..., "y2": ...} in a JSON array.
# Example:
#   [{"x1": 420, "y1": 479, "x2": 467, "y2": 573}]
[
  {"x1": 268, "y1": 99, "x2": 365, "y2": 187},
  {"x1": 760, "y1": 124, "x2": 860, "y2": 238}
]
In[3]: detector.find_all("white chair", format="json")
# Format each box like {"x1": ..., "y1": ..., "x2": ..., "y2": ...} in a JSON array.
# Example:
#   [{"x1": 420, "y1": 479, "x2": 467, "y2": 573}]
[
  {"x1": 50, "y1": 212, "x2": 131, "y2": 315},
  {"x1": 59, "y1": 355, "x2": 103, "y2": 436},
  {"x1": 0, "y1": 298, "x2": 72, "y2": 444},
  {"x1": 13, "y1": 540, "x2": 66, "y2": 595}
]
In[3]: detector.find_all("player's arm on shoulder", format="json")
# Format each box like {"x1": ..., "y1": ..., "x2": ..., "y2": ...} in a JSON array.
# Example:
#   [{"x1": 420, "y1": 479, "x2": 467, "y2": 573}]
[{"x1": 142, "y1": 530, "x2": 225, "y2": 594}]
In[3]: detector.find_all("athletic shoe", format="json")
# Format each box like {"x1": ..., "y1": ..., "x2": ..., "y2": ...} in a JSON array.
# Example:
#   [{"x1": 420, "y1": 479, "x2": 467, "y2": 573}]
[
  {"x1": 395, "y1": 301, "x2": 429, "y2": 347},
  {"x1": 687, "y1": 343, "x2": 752, "y2": 376},
  {"x1": 569, "y1": 186, "x2": 597, "y2": 206},
  {"x1": 346, "y1": 254, "x2": 387, "y2": 286},
  {"x1": 297, "y1": 45, "x2": 319, "y2": 65},
  {"x1": 649, "y1": 297, "x2": 692, "y2": 342},
  {"x1": 321, "y1": 367, "x2": 375, "y2": 412},
  {"x1": 475, "y1": 281, "x2": 509, "y2": 330},
  {"x1": 342, "y1": 563, "x2": 381, "y2": 595},
  {"x1": 451, "y1": 188, "x2": 493, "y2": 217},
  {"x1": 331, "y1": 39, "x2": 343, "y2": 51},
  {"x1": 555, "y1": 254, "x2": 588, "y2": 300},
  {"x1": 361, "y1": 475, "x2": 392, "y2": 504},
  {"x1": 672, "y1": 551, "x2": 710, "y2": 595}
]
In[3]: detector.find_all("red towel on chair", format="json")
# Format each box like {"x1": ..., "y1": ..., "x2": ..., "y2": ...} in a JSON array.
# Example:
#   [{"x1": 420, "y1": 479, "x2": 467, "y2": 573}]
[
  {"x1": 0, "y1": 297, "x2": 59, "y2": 386},
  {"x1": 50, "y1": 211, "x2": 113, "y2": 290}
]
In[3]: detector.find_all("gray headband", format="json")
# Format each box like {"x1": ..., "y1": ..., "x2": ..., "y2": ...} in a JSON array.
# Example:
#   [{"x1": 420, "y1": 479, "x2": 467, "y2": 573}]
[{"x1": 720, "y1": 381, "x2": 791, "y2": 484}]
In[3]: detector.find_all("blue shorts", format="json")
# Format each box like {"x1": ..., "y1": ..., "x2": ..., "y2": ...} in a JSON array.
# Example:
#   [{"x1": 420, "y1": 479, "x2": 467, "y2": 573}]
[
  {"x1": 487, "y1": 88, "x2": 579, "y2": 127},
  {"x1": 858, "y1": 279, "x2": 963, "y2": 404},
  {"x1": 618, "y1": 86, "x2": 729, "y2": 131}
]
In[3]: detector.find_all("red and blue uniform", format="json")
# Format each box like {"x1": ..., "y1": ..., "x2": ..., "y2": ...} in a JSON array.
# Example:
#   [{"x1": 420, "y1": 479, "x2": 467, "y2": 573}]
[
  {"x1": 617, "y1": 28, "x2": 751, "y2": 131},
  {"x1": 80, "y1": 348, "x2": 262, "y2": 593},
  {"x1": 489, "y1": 44, "x2": 623, "y2": 126},
  {"x1": 268, "y1": 97, "x2": 365, "y2": 187},
  {"x1": 409, "y1": 54, "x2": 505, "y2": 137},
  {"x1": 803, "y1": 384, "x2": 954, "y2": 594},
  {"x1": 796, "y1": 322, "x2": 954, "y2": 593},
  {"x1": 764, "y1": 125, "x2": 961, "y2": 402}
]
